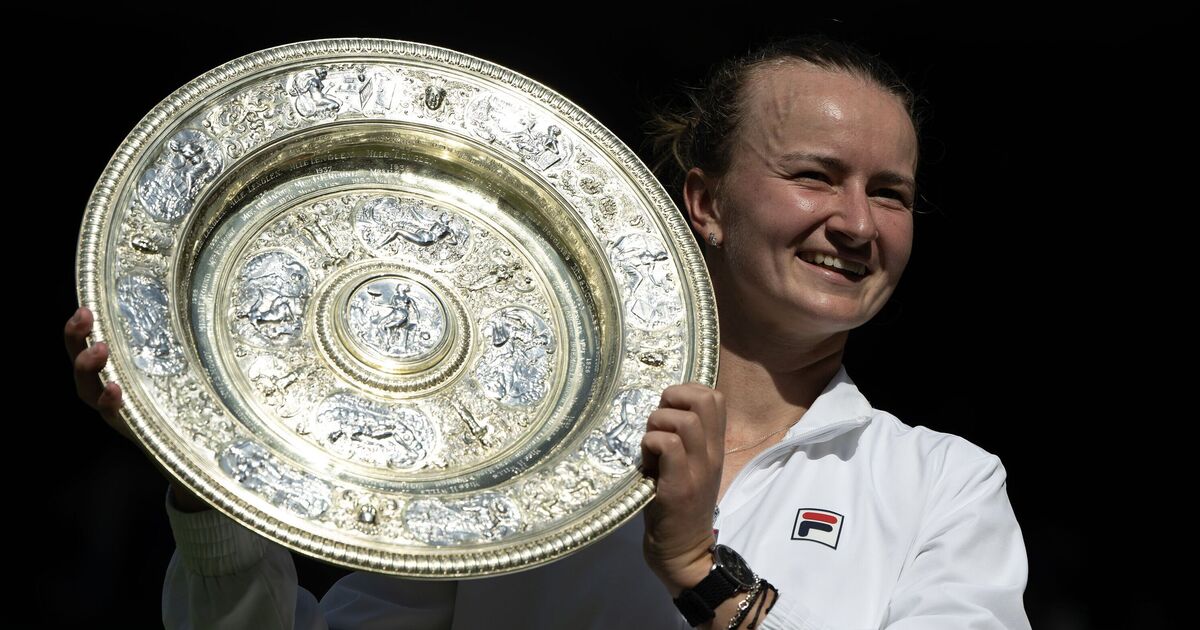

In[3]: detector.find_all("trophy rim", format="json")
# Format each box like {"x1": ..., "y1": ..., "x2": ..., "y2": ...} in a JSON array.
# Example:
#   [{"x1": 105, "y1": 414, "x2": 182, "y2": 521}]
[{"x1": 76, "y1": 37, "x2": 718, "y2": 578}]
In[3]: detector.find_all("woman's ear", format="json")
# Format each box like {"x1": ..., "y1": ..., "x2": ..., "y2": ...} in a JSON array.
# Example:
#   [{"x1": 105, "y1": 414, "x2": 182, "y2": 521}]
[{"x1": 683, "y1": 167, "x2": 723, "y2": 244}]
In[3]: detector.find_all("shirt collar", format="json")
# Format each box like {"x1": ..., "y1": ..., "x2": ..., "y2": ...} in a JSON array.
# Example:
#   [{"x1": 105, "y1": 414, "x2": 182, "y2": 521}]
[{"x1": 781, "y1": 364, "x2": 875, "y2": 444}]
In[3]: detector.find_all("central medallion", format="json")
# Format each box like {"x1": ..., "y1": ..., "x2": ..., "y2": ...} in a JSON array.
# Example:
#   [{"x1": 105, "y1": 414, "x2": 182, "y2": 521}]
[
  {"x1": 345, "y1": 277, "x2": 448, "y2": 363},
  {"x1": 314, "y1": 261, "x2": 472, "y2": 396}
]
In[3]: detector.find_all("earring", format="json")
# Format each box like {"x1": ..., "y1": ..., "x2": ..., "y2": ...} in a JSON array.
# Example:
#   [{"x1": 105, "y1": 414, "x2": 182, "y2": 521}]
[{"x1": 708, "y1": 231, "x2": 720, "y2": 248}]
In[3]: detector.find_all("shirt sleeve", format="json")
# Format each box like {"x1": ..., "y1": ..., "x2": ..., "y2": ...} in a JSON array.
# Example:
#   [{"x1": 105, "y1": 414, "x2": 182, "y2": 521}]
[
  {"x1": 880, "y1": 454, "x2": 1032, "y2": 630},
  {"x1": 161, "y1": 486, "x2": 328, "y2": 630},
  {"x1": 160, "y1": 486, "x2": 457, "y2": 630}
]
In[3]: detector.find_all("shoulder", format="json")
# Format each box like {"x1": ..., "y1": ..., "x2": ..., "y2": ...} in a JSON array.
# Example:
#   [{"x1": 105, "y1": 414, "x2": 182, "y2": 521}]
[
  {"x1": 855, "y1": 410, "x2": 1011, "y2": 519},
  {"x1": 865, "y1": 410, "x2": 1003, "y2": 473}
]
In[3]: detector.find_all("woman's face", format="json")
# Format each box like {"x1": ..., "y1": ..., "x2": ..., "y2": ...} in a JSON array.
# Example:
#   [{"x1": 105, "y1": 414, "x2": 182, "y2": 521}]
[{"x1": 701, "y1": 61, "x2": 918, "y2": 340}]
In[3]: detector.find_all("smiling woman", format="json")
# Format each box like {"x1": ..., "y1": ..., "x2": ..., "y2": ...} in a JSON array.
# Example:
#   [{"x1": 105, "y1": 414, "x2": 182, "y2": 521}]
[{"x1": 64, "y1": 31, "x2": 1031, "y2": 630}]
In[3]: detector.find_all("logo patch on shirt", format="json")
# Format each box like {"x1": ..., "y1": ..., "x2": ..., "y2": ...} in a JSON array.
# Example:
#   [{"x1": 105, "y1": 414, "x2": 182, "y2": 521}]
[{"x1": 791, "y1": 508, "x2": 844, "y2": 549}]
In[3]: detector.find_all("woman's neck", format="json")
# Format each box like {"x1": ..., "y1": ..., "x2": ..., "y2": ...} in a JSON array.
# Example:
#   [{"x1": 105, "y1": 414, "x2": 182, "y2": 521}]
[{"x1": 715, "y1": 325, "x2": 846, "y2": 440}]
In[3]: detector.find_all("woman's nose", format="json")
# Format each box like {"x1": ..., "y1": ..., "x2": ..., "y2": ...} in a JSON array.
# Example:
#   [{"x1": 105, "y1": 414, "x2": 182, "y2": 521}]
[{"x1": 825, "y1": 185, "x2": 880, "y2": 246}]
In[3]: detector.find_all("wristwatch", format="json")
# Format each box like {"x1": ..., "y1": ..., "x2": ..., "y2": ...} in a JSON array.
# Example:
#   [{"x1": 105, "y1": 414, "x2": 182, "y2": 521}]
[{"x1": 673, "y1": 544, "x2": 759, "y2": 626}]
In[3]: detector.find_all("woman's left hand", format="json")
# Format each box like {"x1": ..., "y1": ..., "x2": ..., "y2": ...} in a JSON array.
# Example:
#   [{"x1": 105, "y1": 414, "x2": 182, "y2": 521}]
[{"x1": 641, "y1": 382, "x2": 726, "y2": 596}]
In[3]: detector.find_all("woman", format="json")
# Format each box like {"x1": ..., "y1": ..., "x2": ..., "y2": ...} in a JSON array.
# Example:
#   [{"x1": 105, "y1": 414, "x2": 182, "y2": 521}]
[{"x1": 65, "y1": 33, "x2": 1030, "y2": 629}]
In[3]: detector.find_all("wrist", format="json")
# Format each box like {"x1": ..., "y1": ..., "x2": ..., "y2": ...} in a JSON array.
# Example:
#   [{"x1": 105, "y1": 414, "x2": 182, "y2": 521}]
[
  {"x1": 170, "y1": 483, "x2": 212, "y2": 513},
  {"x1": 664, "y1": 549, "x2": 717, "y2": 598}
]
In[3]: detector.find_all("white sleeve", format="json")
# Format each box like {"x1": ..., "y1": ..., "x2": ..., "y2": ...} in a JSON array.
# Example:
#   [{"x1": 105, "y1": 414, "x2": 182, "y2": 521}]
[
  {"x1": 880, "y1": 454, "x2": 1032, "y2": 630},
  {"x1": 160, "y1": 487, "x2": 456, "y2": 630},
  {"x1": 161, "y1": 486, "x2": 328, "y2": 630}
]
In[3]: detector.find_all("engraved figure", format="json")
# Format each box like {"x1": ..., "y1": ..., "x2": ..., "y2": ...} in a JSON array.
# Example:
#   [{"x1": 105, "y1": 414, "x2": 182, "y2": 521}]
[
  {"x1": 247, "y1": 356, "x2": 304, "y2": 417},
  {"x1": 288, "y1": 66, "x2": 341, "y2": 118},
  {"x1": 136, "y1": 129, "x2": 223, "y2": 223},
  {"x1": 116, "y1": 273, "x2": 185, "y2": 376},
  {"x1": 520, "y1": 458, "x2": 599, "y2": 523},
  {"x1": 515, "y1": 124, "x2": 563, "y2": 170},
  {"x1": 314, "y1": 394, "x2": 437, "y2": 470},
  {"x1": 452, "y1": 401, "x2": 491, "y2": 446},
  {"x1": 347, "y1": 279, "x2": 445, "y2": 360},
  {"x1": 608, "y1": 233, "x2": 683, "y2": 331},
  {"x1": 585, "y1": 388, "x2": 659, "y2": 473},
  {"x1": 355, "y1": 196, "x2": 469, "y2": 253},
  {"x1": 232, "y1": 251, "x2": 311, "y2": 346},
  {"x1": 424, "y1": 84, "x2": 447, "y2": 110},
  {"x1": 217, "y1": 440, "x2": 331, "y2": 519},
  {"x1": 458, "y1": 247, "x2": 535, "y2": 292},
  {"x1": 475, "y1": 307, "x2": 555, "y2": 407},
  {"x1": 404, "y1": 493, "x2": 522, "y2": 545},
  {"x1": 291, "y1": 203, "x2": 350, "y2": 265}
]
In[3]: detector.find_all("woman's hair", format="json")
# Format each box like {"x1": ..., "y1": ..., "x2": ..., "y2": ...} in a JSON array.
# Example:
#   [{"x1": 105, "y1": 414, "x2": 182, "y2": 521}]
[{"x1": 645, "y1": 32, "x2": 926, "y2": 215}]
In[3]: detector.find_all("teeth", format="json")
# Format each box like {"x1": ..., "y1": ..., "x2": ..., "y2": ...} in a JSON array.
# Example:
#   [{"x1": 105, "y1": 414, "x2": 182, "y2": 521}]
[{"x1": 799, "y1": 252, "x2": 868, "y2": 276}]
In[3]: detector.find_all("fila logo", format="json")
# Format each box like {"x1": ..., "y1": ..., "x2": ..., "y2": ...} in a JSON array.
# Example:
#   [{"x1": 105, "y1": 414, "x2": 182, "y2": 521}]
[{"x1": 791, "y1": 508, "x2": 844, "y2": 549}]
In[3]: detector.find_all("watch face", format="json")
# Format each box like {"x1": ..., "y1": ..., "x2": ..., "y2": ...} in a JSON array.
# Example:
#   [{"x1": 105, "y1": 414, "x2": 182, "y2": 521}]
[{"x1": 713, "y1": 545, "x2": 757, "y2": 589}]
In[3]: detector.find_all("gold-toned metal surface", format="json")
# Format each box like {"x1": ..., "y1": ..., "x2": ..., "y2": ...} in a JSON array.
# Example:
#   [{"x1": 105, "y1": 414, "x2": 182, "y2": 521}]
[{"x1": 76, "y1": 38, "x2": 717, "y2": 578}]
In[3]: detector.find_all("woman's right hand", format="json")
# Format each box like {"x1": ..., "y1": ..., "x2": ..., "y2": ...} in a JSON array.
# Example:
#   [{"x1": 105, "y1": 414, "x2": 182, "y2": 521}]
[
  {"x1": 65, "y1": 306, "x2": 131, "y2": 442},
  {"x1": 65, "y1": 306, "x2": 212, "y2": 512}
]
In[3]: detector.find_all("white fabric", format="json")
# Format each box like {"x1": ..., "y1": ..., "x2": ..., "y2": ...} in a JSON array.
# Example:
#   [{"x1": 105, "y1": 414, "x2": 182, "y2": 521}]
[{"x1": 162, "y1": 365, "x2": 1031, "y2": 629}]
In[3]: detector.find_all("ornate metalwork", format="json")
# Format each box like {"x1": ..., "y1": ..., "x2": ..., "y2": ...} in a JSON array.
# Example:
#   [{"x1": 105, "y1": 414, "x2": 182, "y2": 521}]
[{"x1": 76, "y1": 38, "x2": 716, "y2": 578}]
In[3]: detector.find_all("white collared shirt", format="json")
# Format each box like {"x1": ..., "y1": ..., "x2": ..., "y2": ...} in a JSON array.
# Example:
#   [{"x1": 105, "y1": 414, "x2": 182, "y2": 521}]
[{"x1": 163, "y1": 365, "x2": 1031, "y2": 629}]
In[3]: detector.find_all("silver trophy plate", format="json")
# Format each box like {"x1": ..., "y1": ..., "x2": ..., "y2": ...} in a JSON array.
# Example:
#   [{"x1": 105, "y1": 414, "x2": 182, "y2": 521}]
[{"x1": 76, "y1": 38, "x2": 717, "y2": 578}]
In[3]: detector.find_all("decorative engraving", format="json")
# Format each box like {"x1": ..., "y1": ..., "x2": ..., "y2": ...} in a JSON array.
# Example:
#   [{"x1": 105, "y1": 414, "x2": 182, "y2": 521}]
[
  {"x1": 466, "y1": 96, "x2": 572, "y2": 170},
  {"x1": 287, "y1": 201, "x2": 355, "y2": 268},
  {"x1": 424, "y1": 83, "x2": 447, "y2": 110},
  {"x1": 346, "y1": 279, "x2": 446, "y2": 360},
  {"x1": 608, "y1": 233, "x2": 683, "y2": 331},
  {"x1": 246, "y1": 355, "x2": 307, "y2": 418},
  {"x1": 456, "y1": 246, "x2": 536, "y2": 293},
  {"x1": 354, "y1": 195, "x2": 470, "y2": 264},
  {"x1": 585, "y1": 388, "x2": 659, "y2": 473},
  {"x1": 231, "y1": 251, "x2": 312, "y2": 347},
  {"x1": 200, "y1": 83, "x2": 303, "y2": 159},
  {"x1": 404, "y1": 492, "x2": 522, "y2": 545},
  {"x1": 136, "y1": 129, "x2": 222, "y2": 223},
  {"x1": 217, "y1": 440, "x2": 332, "y2": 519},
  {"x1": 116, "y1": 273, "x2": 185, "y2": 375},
  {"x1": 475, "y1": 307, "x2": 555, "y2": 407},
  {"x1": 287, "y1": 66, "x2": 341, "y2": 119},
  {"x1": 313, "y1": 393, "x2": 438, "y2": 470},
  {"x1": 517, "y1": 456, "x2": 602, "y2": 524}
]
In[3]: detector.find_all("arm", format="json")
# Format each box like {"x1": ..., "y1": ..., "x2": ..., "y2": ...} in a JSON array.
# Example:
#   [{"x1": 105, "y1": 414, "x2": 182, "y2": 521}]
[
  {"x1": 162, "y1": 484, "x2": 460, "y2": 630},
  {"x1": 642, "y1": 383, "x2": 779, "y2": 630},
  {"x1": 881, "y1": 455, "x2": 1031, "y2": 630},
  {"x1": 161, "y1": 484, "x2": 328, "y2": 630}
]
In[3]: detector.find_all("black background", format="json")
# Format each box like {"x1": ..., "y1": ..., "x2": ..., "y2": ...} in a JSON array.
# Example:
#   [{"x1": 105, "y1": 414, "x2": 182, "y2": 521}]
[{"x1": 29, "y1": 5, "x2": 1164, "y2": 629}]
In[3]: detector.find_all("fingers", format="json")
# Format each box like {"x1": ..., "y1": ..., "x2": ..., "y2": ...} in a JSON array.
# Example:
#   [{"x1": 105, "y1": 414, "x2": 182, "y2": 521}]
[
  {"x1": 72, "y1": 338, "x2": 110, "y2": 411},
  {"x1": 657, "y1": 382, "x2": 726, "y2": 461},
  {"x1": 640, "y1": 430, "x2": 689, "y2": 495},
  {"x1": 64, "y1": 306, "x2": 92, "y2": 363},
  {"x1": 646, "y1": 407, "x2": 710, "y2": 472}
]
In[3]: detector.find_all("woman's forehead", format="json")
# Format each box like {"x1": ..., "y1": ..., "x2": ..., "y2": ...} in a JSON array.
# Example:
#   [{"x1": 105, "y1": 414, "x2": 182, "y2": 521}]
[{"x1": 736, "y1": 62, "x2": 917, "y2": 168}]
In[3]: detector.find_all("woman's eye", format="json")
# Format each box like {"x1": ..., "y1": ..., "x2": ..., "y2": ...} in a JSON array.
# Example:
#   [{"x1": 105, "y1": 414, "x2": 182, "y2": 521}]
[
  {"x1": 872, "y1": 189, "x2": 912, "y2": 208},
  {"x1": 794, "y1": 171, "x2": 830, "y2": 183}
]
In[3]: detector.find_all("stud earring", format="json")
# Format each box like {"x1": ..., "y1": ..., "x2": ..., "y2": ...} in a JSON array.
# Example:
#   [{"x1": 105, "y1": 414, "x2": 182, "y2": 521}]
[{"x1": 708, "y1": 231, "x2": 720, "y2": 248}]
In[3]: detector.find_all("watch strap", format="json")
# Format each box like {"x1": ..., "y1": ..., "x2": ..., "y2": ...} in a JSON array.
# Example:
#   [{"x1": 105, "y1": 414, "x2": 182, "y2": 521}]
[{"x1": 673, "y1": 556, "x2": 743, "y2": 626}]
